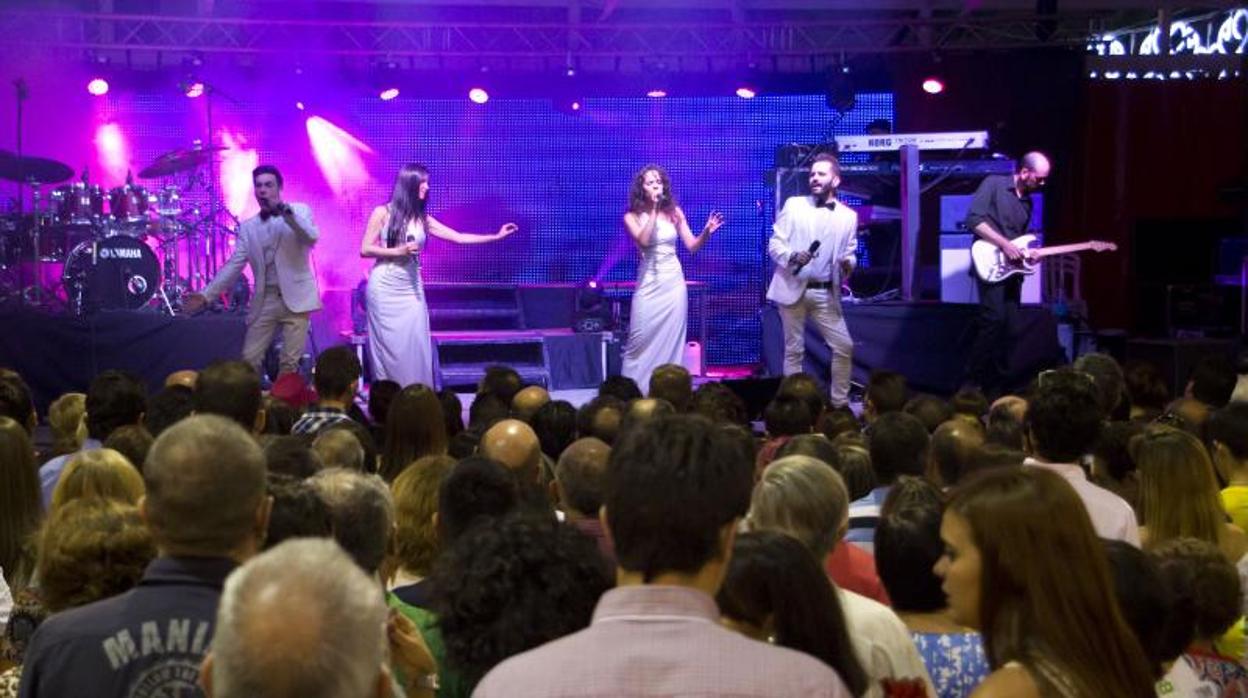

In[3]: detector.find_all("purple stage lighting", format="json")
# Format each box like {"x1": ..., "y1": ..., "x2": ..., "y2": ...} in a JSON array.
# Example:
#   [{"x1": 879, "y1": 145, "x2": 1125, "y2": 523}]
[
  {"x1": 379, "y1": 88, "x2": 400, "y2": 101},
  {"x1": 295, "y1": 101, "x2": 306, "y2": 111},
  {"x1": 922, "y1": 78, "x2": 945, "y2": 95},
  {"x1": 87, "y1": 78, "x2": 110, "y2": 96},
  {"x1": 736, "y1": 87, "x2": 756, "y2": 99},
  {"x1": 468, "y1": 87, "x2": 489, "y2": 104},
  {"x1": 184, "y1": 82, "x2": 205, "y2": 98},
  {"x1": 646, "y1": 89, "x2": 668, "y2": 98}
]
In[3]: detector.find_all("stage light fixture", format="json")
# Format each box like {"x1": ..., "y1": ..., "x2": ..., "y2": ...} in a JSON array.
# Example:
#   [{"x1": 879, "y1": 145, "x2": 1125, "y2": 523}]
[
  {"x1": 922, "y1": 77, "x2": 945, "y2": 94},
  {"x1": 295, "y1": 101, "x2": 306, "y2": 111},
  {"x1": 646, "y1": 89, "x2": 667, "y2": 98},
  {"x1": 468, "y1": 87, "x2": 490, "y2": 104},
  {"x1": 379, "y1": 88, "x2": 400, "y2": 101},
  {"x1": 87, "y1": 78, "x2": 110, "y2": 96},
  {"x1": 184, "y1": 81, "x2": 205, "y2": 98},
  {"x1": 735, "y1": 86, "x2": 756, "y2": 99}
]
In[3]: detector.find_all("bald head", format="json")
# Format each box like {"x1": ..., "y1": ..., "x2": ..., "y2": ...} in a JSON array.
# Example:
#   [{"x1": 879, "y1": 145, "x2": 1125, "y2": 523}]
[
  {"x1": 620, "y1": 397, "x2": 676, "y2": 435},
  {"x1": 1020, "y1": 151, "x2": 1050, "y2": 177},
  {"x1": 481, "y1": 419, "x2": 543, "y2": 483},
  {"x1": 990, "y1": 395, "x2": 1027, "y2": 424},
  {"x1": 555, "y1": 437, "x2": 611, "y2": 518},
  {"x1": 511, "y1": 385, "x2": 551, "y2": 422},
  {"x1": 207, "y1": 538, "x2": 389, "y2": 698},
  {"x1": 929, "y1": 419, "x2": 986, "y2": 487},
  {"x1": 165, "y1": 370, "x2": 198, "y2": 390}
]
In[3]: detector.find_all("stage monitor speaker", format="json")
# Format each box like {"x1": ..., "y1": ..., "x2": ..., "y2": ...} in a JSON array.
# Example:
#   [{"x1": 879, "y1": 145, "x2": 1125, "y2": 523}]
[
  {"x1": 1125, "y1": 337, "x2": 1237, "y2": 398},
  {"x1": 939, "y1": 233, "x2": 1042, "y2": 304},
  {"x1": 940, "y1": 193, "x2": 1044, "y2": 234}
]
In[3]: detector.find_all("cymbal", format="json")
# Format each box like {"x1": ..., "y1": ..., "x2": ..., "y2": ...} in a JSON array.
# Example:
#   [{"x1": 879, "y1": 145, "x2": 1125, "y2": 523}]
[
  {"x1": 139, "y1": 145, "x2": 227, "y2": 179},
  {"x1": 0, "y1": 153, "x2": 73, "y2": 184}
]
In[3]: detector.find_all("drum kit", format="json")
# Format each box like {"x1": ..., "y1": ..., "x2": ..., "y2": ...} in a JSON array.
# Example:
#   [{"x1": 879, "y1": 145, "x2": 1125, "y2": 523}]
[{"x1": 0, "y1": 143, "x2": 234, "y2": 315}]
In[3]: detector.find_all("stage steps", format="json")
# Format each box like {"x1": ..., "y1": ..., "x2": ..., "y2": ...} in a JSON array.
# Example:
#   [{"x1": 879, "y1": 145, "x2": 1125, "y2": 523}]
[
  {"x1": 426, "y1": 285, "x2": 525, "y2": 331},
  {"x1": 433, "y1": 331, "x2": 551, "y2": 391}
]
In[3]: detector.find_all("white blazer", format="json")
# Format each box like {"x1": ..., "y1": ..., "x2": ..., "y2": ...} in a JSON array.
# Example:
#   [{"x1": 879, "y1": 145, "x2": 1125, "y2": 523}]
[{"x1": 765, "y1": 195, "x2": 858, "y2": 307}]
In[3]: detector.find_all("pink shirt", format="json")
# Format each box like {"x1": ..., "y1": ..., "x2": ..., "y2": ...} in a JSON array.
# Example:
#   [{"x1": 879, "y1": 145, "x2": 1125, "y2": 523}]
[
  {"x1": 475, "y1": 585, "x2": 850, "y2": 697},
  {"x1": 1025, "y1": 459, "x2": 1141, "y2": 546}
]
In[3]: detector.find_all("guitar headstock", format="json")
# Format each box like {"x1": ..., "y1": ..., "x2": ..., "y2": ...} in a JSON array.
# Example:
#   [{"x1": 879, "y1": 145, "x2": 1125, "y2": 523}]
[{"x1": 1089, "y1": 240, "x2": 1118, "y2": 252}]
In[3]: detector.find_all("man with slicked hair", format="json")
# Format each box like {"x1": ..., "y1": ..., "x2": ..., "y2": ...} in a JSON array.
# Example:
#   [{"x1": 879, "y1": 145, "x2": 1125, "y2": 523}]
[
  {"x1": 193, "y1": 360, "x2": 264, "y2": 434},
  {"x1": 19, "y1": 415, "x2": 271, "y2": 698}
]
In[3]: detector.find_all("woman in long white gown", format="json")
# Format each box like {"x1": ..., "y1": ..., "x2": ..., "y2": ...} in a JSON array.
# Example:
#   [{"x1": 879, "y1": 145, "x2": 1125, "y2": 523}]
[
  {"x1": 360, "y1": 164, "x2": 517, "y2": 388},
  {"x1": 620, "y1": 165, "x2": 724, "y2": 391}
]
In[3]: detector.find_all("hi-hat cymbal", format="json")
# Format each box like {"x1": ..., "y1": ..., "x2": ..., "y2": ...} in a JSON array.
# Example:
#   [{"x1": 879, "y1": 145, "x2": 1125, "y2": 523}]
[
  {"x1": 0, "y1": 153, "x2": 73, "y2": 184},
  {"x1": 139, "y1": 145, "x2": 228, "y2": 179}
]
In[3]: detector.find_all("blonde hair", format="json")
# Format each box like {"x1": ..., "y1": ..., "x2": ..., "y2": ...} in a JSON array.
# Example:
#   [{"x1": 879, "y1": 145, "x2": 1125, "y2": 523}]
[
  {"x1": 36, "y1": 497, "x2": 155, "y2": 612},
  {"x1": 391, "y1": 454, "x2": 456, "y2": 577},
  {"x1": 746, "y1": 455, "x2": 848, "y2": 559},
  {"x1": 1135, "y1": 426, "x2": 1228, "y2": 550},
  {"x1": 48, "y1": 392, "x2": 87, "y2": 454},
  {"x1": 51, "y1": 448, "x2": 145, "y2": 512}
]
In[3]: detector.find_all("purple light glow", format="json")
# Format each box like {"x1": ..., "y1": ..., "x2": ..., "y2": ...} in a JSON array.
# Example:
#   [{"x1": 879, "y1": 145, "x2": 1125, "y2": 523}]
[
  {"x1": 572, "y1": 101, "x2": 581, "y2": 111},
  {"x1": 735, "y1": 87, "x2": 756, "y2": 99},
  {"x1": 185, "y1": 82, "x2": 205, "y2": 98},
  {"x1": 94, "y1": 123, "x2": 129, "y2": 183},
  {"x1": 379, "y1": 88, "x2": 400, "y2": 101},
  {"x1": 219, "y1": 129, "x2": 260, "y2": 219},
  {"x1": 87, "y1": 78, "x2": 110, "y2": 96},
  {"x1": 296, "y1": 101, "x2": 306, "y2": 111},
  {"x1": 646, "y1": 89, "x2": 668, "y2": 98},
  {"x1": 306, "y1": 116, "x2": 376, "y2": 197},
  {"x1": 922, "y1": 78, "x2": 945, "y2": 95},
  {"x1": 468, "y1": 88, "x2": 490, "y2": 104}
]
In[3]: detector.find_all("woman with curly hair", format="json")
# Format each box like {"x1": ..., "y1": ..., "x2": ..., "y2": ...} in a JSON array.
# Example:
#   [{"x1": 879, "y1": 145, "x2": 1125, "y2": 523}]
[
  {"x1": 620, "y1": 164, "x2": 724, "y2": 390},
  {"x1": 430, "y1": 510, "x2": 611, "y2": 696}
]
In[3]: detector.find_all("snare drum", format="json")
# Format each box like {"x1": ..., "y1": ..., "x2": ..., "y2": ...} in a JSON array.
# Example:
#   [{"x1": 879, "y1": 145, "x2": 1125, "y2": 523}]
[
  {"x1": 51, "y1": 183, "x2": 105, "y2": 226},
  {"x1": 108, "y1": 185, "x2": 150, "y2": 224},
  {"x1": 62, "y1": 235, "x2": 160, "y2": 312}
]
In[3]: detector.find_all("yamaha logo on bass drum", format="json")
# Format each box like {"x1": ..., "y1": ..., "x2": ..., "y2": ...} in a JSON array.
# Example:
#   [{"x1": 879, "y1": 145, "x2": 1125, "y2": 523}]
[{"x1": 99, "y1": 246, "x2": 144, "y2": 260}]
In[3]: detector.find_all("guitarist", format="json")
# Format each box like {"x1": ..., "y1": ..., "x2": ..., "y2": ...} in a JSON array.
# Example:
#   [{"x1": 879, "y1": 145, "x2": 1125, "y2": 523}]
[{"x1": 964, "y1": 151, "x2": 1050, "y2": 395}]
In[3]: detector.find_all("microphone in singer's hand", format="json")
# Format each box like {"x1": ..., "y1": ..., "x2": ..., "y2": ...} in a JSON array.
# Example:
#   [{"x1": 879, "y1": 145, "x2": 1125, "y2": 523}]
[{"x1": 792, "y1": 240, "x2": 821, "y2": 272}]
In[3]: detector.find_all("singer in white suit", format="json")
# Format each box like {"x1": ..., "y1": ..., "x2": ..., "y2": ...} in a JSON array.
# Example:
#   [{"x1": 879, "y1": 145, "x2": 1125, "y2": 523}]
[
  {"x1": 185, "y1": 165, "x2": 322, "y2": 377},
  {"x1": 766, "y1": 152, "x2": 858, "y2": 407}
]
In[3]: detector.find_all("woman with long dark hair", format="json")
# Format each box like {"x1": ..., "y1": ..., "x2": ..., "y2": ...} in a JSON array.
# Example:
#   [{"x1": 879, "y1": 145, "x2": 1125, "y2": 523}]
[
  {"x1": 361, "y1": 164, "x2": 518, "y2": 387},
  {"x1": 620, "y1": 164, "x2": 723, "y2": 390},
  {"x1": 379, "y1": 384, "x2": 448, "y2": 482}
]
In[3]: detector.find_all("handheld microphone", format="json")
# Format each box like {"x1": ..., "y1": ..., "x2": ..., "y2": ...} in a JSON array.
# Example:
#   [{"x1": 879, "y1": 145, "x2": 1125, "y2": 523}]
[{"x1": 792, "y1": 240, "x2": 821, "y2": 273}]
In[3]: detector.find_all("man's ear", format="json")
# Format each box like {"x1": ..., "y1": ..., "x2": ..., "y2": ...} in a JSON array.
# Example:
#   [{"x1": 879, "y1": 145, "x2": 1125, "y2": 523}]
[
  {"x1": 199, "y1": 653, "x2": 215, "y2": 697},
  {"x1": 253, "y1": 407, "x2": 267, "y2": 436}
]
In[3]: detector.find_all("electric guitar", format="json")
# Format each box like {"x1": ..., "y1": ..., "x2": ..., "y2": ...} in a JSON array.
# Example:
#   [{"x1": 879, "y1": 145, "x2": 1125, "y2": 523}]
[{"x1": 971, "y1": 234, "x2": 1117, "y2": 284}]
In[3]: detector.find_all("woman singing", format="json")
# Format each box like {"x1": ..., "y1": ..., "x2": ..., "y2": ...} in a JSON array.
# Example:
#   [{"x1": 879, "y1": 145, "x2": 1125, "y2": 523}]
[
  {"x1": 620, "y1": 165, "x2": 724, "y2": 391},
  {"x1": 361, "y1": 164, "x2": 517, "y2": 388}
]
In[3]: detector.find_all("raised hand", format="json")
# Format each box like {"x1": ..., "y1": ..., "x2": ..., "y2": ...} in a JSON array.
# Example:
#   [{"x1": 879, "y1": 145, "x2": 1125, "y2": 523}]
[
  {"x1": 703, "y1": 211, "x2": 726, "y2": 235},
  {"x1": 496, "y1": 223, "x2": 519, "y2": 240}
]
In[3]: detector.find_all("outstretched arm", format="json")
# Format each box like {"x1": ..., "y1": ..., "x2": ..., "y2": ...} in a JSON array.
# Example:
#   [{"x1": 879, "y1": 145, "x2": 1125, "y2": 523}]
[
  {"x1": 426, "y1": 215, "x2": 517, "y2": 244},
  {"x1": 674, "y1": 207, "x2": 725, "y2": 254}
]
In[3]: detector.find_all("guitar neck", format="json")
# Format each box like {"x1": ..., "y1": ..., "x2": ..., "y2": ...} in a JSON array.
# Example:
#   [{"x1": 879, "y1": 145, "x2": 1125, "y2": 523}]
[{"x1": 1031, "y1": 242, "x2": 1103, "y2": 258}]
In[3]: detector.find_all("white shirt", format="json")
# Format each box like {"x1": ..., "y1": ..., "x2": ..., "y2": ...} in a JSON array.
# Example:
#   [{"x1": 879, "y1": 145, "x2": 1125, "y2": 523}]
[
  {"x1": 1024, "y1": 458, "x2": 1141, "y2": 546},
  {"x1": 836, "y1": 587, "x2": 936, "y2": 698}
]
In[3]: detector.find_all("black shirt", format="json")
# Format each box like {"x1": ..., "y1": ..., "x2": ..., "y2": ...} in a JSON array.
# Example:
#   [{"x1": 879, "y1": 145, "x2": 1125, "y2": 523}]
[{"x1": 964, "y1": 174, "x2": 1033, "y2": 241}]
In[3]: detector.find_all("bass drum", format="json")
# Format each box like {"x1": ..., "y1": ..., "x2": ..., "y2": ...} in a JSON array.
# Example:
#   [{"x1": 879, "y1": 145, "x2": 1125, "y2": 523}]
[{"x1": 62, "y1": 236, "x2": 160, "y2": 312}]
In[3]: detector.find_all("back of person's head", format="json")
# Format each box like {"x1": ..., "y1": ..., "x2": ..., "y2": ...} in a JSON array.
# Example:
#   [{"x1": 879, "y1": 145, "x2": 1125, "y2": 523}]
[
  {"x1": 576, "y1": 395, "x2": 625, "y2": 445},
  {"x1": 1188, "y1": 354, "x2": 1237, "y2": 408},
  {"x1": 1026, "y1": 369, "x2": 1103, "y2": 462},
  {"x1": 438, "y1": 456, "x2": 519, "y2": 544},
  {"x1": 367, "y1": 379, "x2": 401, "y2": 425},
  {"x1": 689, "y1": 382, "x2": 749, "y2": 426},
  {"x1": 48, "y1": 392, "x2": 87, "y2": 453},
  {"x1": 1091, "y1": 420, "x2": 1145, "y2": 485},
  {"x1": 263, "y1": 473, "x2": 332, "y2": 550},
  {"x1": 1205, "y1": 402, "x2": 1248, "y2": 465},
  {"x1": 778, "y1": 373, "x2": 827, "y2": 426},
  {"x1": 875, "y1": 482, "x2": 945, "y2": 613},
  {"x1": 382, "y1": 384, "x2": 447, "y2": 482},
  {"x1": 867, "y1": 411, "x2": 930, "y2": 484},
  {"x1": 1152, "y1": 537, "x2": 1241, "y2": 644},
  {"x1": 311, "y1": 346, "x2": 361, "y2": 400},
  {"x1": 865, "y1": 370, "x2": 907, "y2": 418},
  {"x1": 833, "y1": 442, "x2": 876, "y2": 501},
  {"x1": 391, "y1": 454, "x2": 456, "y2": 577},
  {"x1": 438, "y1": 389, "x2": 465, "y2": 438},
  {"x1": 945, "y1": 467, "x2": 1154, "y2": 695},
  {"x1": 775, "y1": 434, "x2": 839, "y2": 470},
  {"x1": 510, "y1": 385, "x2": 550, "y2": 422},
  {"x1": 320, "y1": 420, "x2": 377, "y2": 474},
  {"x1": 532, "y1": 399, "x2": 577, "y2": 460},
  {"x1": 1075, "y1": 353, "x2": 1127, "y2": 419},
  {"x1": 193, "y1": 361, "x2": 262, "y2": 431},
  {"x1": 448, "y1": 427, "x2": 481, "y2": 459},
  {"x1": 904, "y1": 394, "x2": 953, "y2": 433},
  {"x1": 263, "y1": 434, "x2": 323, "y2": 479},
  {"x1": 763, "y1": 394, "x2": 814, "y2": 437},
  {"x1": 950, "y1": 387, "x2": 989, "y2": 422},
  {"x1": 312, "y1": 428, "x2": 365, "y2": 472},
  {"x1": 35, "y1": 497, "x2": 155, "y2": 613},
  {"x1": 555, "y1": 437, "x2": 611, "y2": 518},
  {"x1": 985, "y1": 399, "x2": 1026, "y2": 450},
  {"x1": 479, "y1": 365, "x2": 523, "y2": 405},
  {"x1": 480, "y1": 418, "x2": 543, "y2": 484},
  {"x1": 85, "y1": 370, "x2": 147, "y2": 441},
  {"x1": 607, "y1": 414, "x2": 753, "y2": 579},
  {"x1": 619, "y1": 397, "x2": 676, "y2": 436},
  {"x1": 260, "y1": 395, "x2": 298, "y2": 436},
  {"x1": 962, "y1": 443, "x2": 1026, "y2": 480},
  {"x1": 307, "y1": 468, "x2": 393, "y2": 575},
  {"x1": 0, "y1": 371, "x2": 35, "y2": 432},
  {"x1": 929, "y1": 419, "x2": 985, "y2": 487},
  {"x1": 817, "y1": 406, "x2": 861, "y2": 442},
  {"x1": 598, "y1": 374, "x2": 642, "y2": 402},
  {"x1": 1124, "y1": 360, "x2": 1170, "y2": 419},
  {"x1": 209, "y1": 538, "x2": 389, "y2": 698},
  {"x1": 51, "y1": 447, "x2": 144, "y2": 511},
  {"x1": 1132, "y1": 426, "x2": 1225, "y2": 549},
  {"x1": 648, "y1": 363, "x2": 692, "y2": 412},
  {"x1": 430, "y1": 510, "x2": 612, "y2": 690},
  {"x1": 1103, "y1": 540, "x2": 1186, "y2": 679},
  {"x1": 467, "y1": 391, "x2": 510, "y2": 432},
  {"x1": 144, "y1": 385, "x2": 194, "y2": 438},
  {"x1": 0, "y1": 415, "x2": 39, "y2": 589},
  {"x1": 143, "y1": 415, "x2": 267, "y2": 556},
  {"x1": 102, "y1": 424, "x2": 154, "y2": 471},
  {"x1": 747, "y1": 455, "x2": 847, "y2": 559},
  {"x1": 716, "y1": 531, "x2": 868, "y2": 697}
]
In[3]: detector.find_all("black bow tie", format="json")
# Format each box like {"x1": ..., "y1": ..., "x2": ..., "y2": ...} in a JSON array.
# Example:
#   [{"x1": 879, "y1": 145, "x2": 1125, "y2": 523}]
[{"x1": 259, "y1": 205, "x2": 289, "y2": 221}]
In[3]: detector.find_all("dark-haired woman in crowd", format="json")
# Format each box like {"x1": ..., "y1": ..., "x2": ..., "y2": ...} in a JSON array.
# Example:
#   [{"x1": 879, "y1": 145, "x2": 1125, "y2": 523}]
[
  {"x1": 937, "y1": 467, "x2": 1156, "y2": 696},
  {"x1": 718, "y1": 530, "x2": 869, "y2": 697},
  {"x1": 361, "y1": 164, "x2": 517, "y2": 388},
  {"x1": 379, "y1": 384, "x2": 448, "y2": 482},
  {"x1": 620, "y1": 164, "x2": 723, "y2": 390}
]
